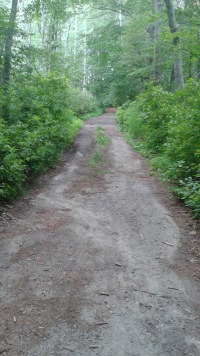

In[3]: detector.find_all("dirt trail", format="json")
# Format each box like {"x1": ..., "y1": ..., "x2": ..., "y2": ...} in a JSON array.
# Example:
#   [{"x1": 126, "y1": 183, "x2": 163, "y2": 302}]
[{"x1": 0, "y1": 113, "x2": 200, "y2": 356}]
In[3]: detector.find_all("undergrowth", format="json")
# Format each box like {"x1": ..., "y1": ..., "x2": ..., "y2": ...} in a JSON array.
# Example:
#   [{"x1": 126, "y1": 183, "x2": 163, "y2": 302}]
[
  {"x1": 94, "y1": 126, "x2": 110, "y2": 147},
  {"x1": 116, "y1": 81, "x2": 200, "y2": 218},
  {"x1": 80, "y1": 108, "x2": 103, "y2": 121},
  {"x1": 0, "y1": 73, "x2": 98, "y2": 200},
  {"x1": 87, "y1": 126, "x2": 110, "y2": 174}
]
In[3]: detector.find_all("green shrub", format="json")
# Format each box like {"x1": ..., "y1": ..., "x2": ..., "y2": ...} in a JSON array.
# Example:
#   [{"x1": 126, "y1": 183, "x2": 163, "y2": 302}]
[
  {"x1": 116, "y1": 81, "x2": 200, "y2": 217},
  {"x1": 0, "y1": 73, "x2": 82, "y2": 200},
  {"x1": 68, "y1": 88, "x2": 100, "y2": 116},
  {"x1": 0, "y1": 120, "x2": 25, "y2": 198}
]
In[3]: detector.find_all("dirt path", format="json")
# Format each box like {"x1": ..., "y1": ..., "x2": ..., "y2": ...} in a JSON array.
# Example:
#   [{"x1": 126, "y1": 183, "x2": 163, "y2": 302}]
[{"x1": 0, "y1": 113, "x2": 200, "y2": 356}]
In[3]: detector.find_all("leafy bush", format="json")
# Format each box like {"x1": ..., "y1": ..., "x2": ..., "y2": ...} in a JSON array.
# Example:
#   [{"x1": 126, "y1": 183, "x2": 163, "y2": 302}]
[
  {"x1": 0, "y1": 115, "x2": 82, "y2": 200},
  {"x1": 0, "y1": 72, "x2": 83, "y2": 200},
  {"x1": 68, "y1": 88, "x2": 100, "y2": 116},
  {"x1": 116, "y1": 81, "x2": 200, "y2": 217}
]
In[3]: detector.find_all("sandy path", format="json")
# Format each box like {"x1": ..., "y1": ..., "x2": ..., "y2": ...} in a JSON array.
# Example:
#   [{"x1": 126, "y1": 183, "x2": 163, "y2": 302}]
[{"x1": 0, "y1": 113, "x2": 199, "y2": 356}]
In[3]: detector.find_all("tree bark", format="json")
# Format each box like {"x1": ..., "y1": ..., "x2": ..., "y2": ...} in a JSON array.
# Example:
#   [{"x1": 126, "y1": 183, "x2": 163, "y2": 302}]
[
  {"x1": 152, "y1": 0, "x2": 164, "y2": 83},
  {"x1": 40, "y1": 0, "x2": 46, "y2": 74},
  {"x1": 2, "y1": 0, "x2": 18, "y2": 86},
  {"x1": 164, "y1": 0, "x2": 184, "y2": 89},
  {"x1": 83, "y1": 16, "x2": 87, "y2": 91},
  {"x1": 197, "y1": 29, "x2": 200, "y2": 80},
  {"x1": 2, "y1": 0, "x2": 18, "y2": 113},
  {"x1": 73, "y1": 7, "x2": 78, "y2": 62}
]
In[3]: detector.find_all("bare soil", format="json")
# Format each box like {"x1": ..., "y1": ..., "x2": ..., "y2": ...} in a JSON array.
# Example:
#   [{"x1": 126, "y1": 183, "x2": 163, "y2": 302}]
[{"x1": 0, "y1": 113, "x2": 200, "y2": 356}]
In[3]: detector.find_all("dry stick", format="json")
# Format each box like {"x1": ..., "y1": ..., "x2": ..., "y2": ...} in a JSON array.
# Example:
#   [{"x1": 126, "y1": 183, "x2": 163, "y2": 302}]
[
  {"x1": 100, "y1": 292, "x2": 110, "y2": 296},
  {"x1": 168, "y1": 287, "x2": 179, "y2": 291},
  {"x1": 141, "y1": 290, "x2": 157, "y2": 297},
  {"x1": 163, "y1": 242, "x2": 174, "y2": 247},
  {"x1": 95, "y1": 322, "x2": 108, "y2": 326},
  {"x1": 115, "y1": 263, "x2": 121, "y2": 267},
  {"x1": 89, "y1": 345, "x2": 98, "y2": 349},
  {"x1": 132, "y1": 255, "x2": 148, "y2": 266},
  {"x1": 134, "y1": 289, "x2": 172, "y2": 299}
]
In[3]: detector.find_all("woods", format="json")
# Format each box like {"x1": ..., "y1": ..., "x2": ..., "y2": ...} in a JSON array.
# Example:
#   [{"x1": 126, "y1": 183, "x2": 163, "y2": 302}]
[
  {"x1": 0, "y1": 0, "x2": 99, "y2": 199},
  {"x1": 0, "y1": 0, "x2": 200, "y2": 216}
]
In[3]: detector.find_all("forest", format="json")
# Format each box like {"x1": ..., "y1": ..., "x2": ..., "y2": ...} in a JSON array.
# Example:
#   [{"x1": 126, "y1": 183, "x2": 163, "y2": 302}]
[{"x1": 0, "y1": 0, "x2": 200, "y2": 217}]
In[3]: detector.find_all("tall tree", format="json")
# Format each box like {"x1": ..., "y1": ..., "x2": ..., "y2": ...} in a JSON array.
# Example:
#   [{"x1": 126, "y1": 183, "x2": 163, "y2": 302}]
[
  {"x1": 2, "y1": 0, "x2": 18, "y2": 119},
  {"x1": 152, "y1": 0, "x2": 164, "y2": 83},
  {"x1": 164, "y1": 0, "x2": 184, "y2": 88}
]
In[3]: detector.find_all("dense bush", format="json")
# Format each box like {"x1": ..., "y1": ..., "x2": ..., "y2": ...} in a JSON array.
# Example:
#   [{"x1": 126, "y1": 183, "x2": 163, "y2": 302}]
[
  {"x1": 0, "y1": 114, "x2": 82, "y2": 200},
  {"x1": 68, "y1": 88, "x2": 100, "y2": 116},
  {"x1": 0, "y1": 73, "x2": 85, "y2": 200},
  {"x1": 116, "y1": 81, "x2": 200, "y2": 218}
]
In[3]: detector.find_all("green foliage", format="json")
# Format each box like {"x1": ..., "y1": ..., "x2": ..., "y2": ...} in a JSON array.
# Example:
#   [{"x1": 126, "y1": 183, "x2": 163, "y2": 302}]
[
  {"x1": 0, "y1": 119, "x2": 25, "y2": 199},
  {"x1": 0, "y1": 114, "x2": 82, "y2": 200},
  {"x1": 88, "y1": 151, "x2": 103, "y2": 168},
  {"x1": 116, "y1": 101, "x2": 146, "y2": 139},
  {"x1": 87, "y1": 126, "x2": 109, "y2": 172},
  {"x1": 173, "y1": 178, "x2": 200, "y2": 219},
  {"x1": 0, "y1": 71, "x2": 83, "y2": 200},
  {"x1": 94, "y1": 126, "x2": 110, "y2": 147},
  {"x1": 68, "y1": 89, "x2": 100, "y2": 117},
  {"x1": 4, "y1": 72, "x2": 71, "y2": 123},
  {"x1": 117, "y1": 81, "x2": 200, "y2": 217},
  {"x1": 80, "y1": 107, "x2": 103, "y2": 121}
]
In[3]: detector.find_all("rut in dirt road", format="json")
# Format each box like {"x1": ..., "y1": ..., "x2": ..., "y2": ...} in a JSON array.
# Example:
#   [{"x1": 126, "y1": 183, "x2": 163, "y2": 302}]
[{"x1": 0, "y1": 113, "x2": 200, "y2": 356}]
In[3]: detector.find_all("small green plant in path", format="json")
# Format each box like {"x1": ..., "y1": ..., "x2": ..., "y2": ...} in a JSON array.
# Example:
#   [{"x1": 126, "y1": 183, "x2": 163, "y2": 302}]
[
  {"x1": 87, "y1": 127, "x2": 110, "y2": 173},
  {"x1": 94, "y1": 127, "x2": 110, "y2": 147},
  {"x1": 88, "y1": 151, "x2": 103, "y2": 168}
]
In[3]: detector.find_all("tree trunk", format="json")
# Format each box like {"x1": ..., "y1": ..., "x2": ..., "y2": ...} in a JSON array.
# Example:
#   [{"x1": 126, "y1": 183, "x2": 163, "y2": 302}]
[
  {"x1": 164, "y1": 0, "x2": 184, "y2": 89},
  {"x1": 40, "y1": 0, "x2": 46, "y2": 74},
  {"x1": 73, "y1": 7, "x2": 78, "y2": 62},
  {"x1": 2, "y1": 0, "x2": 18, "y2": 120},
  {"x1": 2, "y1": 0, "x2": 18, "y2": 88},
  {"x1": 197, "y1": 29, "x2": 200, "y2": 80},
  {"x1": 83, "y1": 16, "x2": 87, "y2": 91},
  {"x1": 152, "y1": 0, "x2": 164, "y2": 83}
]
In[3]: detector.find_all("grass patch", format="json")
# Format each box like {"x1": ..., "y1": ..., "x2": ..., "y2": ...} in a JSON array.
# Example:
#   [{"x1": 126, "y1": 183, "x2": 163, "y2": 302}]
[
  {"x1": 88, "y1": 151, "x2": 103, "y2": 168},
  {"x1": 94, "y1": 126, "x2": 110, "y2": 147},
  {"x1": 87, "y1": 126, "x2": 110, "y2": 174},
  {"x1": 80, "y1": 108, "x2": 104, "y2": 121}
]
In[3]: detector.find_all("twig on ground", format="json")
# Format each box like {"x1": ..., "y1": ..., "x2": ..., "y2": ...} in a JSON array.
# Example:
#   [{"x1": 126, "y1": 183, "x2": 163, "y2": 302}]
[
  {"x1": 168, "y1": 287, "x2": 179, "y2": 291},
  {"x1": 89, "y1": 345, "x2": 98, "y2": 349},
  {"x1": 95, "y1": 322, "x2": 108, "y2": 326},
  {"x1": 133, "y1": 288, "x2": 172, "y2": 299},
  {"x1": 115, "y1": 263, "x2": 121, "y2": 267},
  {"x1": 163, "y1": 242, "x2": 174, "y2": 247}
]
